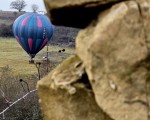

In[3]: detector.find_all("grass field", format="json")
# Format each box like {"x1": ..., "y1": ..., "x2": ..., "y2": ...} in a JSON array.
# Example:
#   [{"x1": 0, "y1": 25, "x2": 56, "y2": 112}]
[
  {"x1": 0, "y1": 19, "x2": 13, "y2": 25},
  {"x1": 0, "y1": 37, "x2": 75, "y2": 76}
]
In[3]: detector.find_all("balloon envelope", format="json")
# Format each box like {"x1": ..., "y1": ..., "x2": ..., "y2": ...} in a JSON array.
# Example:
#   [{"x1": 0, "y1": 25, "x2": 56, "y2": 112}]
[{"x1": 13, "y1": 13, "x2": 54, "y2": 58}]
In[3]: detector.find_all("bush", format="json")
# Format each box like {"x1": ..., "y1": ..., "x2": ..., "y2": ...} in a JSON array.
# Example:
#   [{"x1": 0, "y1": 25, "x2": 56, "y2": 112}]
[
  {"x1": 0, "y1": 65, "x2": 42, "y2": 120},
  {"x1": 0, "y1": 24, "x2": 13, "y2": 37}
]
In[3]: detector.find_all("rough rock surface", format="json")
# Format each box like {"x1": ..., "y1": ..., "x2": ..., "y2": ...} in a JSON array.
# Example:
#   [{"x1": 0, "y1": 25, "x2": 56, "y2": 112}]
[
  {"x1": 76, "y1": 0, "x2": 150, "y2": 120},
  {"x1": 37, "y1": 56, "x2": 112, "y2": 120},
  {"x1": 44, "y1": 0, "x2": 128, "y2": 28},
  {"x1": 38, "y1": 0, "x2": 150, "y2": 120}
]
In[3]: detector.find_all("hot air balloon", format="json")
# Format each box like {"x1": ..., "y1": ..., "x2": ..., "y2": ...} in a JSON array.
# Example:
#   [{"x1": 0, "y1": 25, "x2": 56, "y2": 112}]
[{"x1": 12, "y1": 13, "x2": 54, "y2": 63}]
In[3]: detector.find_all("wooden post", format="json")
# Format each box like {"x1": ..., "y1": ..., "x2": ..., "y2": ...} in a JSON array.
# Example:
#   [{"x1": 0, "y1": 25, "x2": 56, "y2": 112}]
[{"x1": 46, "y1": 44, "x2": 49, "y2": 73}]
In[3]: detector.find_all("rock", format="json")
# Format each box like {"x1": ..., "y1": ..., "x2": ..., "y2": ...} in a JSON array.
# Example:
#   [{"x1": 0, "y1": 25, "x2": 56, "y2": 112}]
[
  {"x1": 37, "y1": 55, "x2": 112, "y2": 120},
  {"x1": 38, "y1": 0, "x2": 150, "y2": 120},
  {"x1": 44, "y1": 0, "x2": 127, "y2": 28},
  {"x1": 76, "y1": 0, "x2": 149, "y2": 120}
]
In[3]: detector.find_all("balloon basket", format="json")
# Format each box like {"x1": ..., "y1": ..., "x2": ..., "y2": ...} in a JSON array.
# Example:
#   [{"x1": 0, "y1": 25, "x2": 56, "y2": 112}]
[{"x1": 29, "y1": 59, "x2": 35, "y2": 64}]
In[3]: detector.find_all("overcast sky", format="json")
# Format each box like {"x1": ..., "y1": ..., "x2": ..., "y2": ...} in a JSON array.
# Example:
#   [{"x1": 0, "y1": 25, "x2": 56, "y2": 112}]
[{"x1": 0, "y1": 0, "x2": 46, "y2": 12}]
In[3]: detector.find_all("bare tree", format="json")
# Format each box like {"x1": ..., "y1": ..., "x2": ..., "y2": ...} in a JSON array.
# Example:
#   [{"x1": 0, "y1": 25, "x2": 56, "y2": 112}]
[
  {"x1": 10, "y1": 0, "x2": 27, "y2": 12},
  {"x1": 31, "y1": 4, "x2": 39, "y2": 13}
]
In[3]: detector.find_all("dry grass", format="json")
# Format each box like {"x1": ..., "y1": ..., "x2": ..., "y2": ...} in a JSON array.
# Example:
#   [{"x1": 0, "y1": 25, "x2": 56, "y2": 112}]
[
  {"x1": 0, "y1": 37, "x2": 75, "y2": 76},
  {"x1": 0, "y1": 37, "x2": 36, "y2": 75}
]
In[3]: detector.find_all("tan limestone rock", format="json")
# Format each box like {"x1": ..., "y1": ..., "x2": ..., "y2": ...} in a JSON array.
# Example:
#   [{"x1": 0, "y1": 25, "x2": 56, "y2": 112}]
[
  {"x1": 76, "y1": 0, "x2": 150, "y2": 120},
  {"x1": 44, "y1": 0, "x2": 127, "y2": 28},
  {"x1": 37, "y1": 55, "x2": 112, "y2": 120},
  {"x1": 38, "y1": 0, "x2": 150, "y2": 120}
]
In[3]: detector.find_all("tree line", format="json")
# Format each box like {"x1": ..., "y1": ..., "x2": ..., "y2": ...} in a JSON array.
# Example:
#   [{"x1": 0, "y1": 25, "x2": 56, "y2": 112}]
[{"x1": 10, "y1": 0, "x2": 39, "y2": 12}]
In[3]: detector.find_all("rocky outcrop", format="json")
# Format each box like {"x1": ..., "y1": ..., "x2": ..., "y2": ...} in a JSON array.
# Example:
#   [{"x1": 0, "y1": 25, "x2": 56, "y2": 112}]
[
  {"x1": 44, "y1": 0, "x2": 128, "y2": 28},
  {"x1": 38, "y1": 0, "x2": 150, "y2": 120},
  {"x1": 37, "y1": 56, "x2": 112, "y2": 120},
  {"x1": 76, "y1": 0, "x2": 150, "y2": 120}
]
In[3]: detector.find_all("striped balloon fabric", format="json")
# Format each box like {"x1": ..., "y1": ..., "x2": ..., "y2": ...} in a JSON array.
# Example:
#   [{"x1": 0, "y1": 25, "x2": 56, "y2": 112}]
[{"x1": 13, "y1": 13, "x2": 54, "y2": 59}]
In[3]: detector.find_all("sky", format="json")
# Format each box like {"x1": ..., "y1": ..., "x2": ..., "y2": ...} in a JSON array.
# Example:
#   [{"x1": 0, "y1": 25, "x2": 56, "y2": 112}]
[{"x1": 0, "y1": 0, "x2": 46, "y2": 12}]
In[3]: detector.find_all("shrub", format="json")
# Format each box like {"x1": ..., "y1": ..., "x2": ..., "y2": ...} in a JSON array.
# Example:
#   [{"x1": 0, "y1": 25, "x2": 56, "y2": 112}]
[
  {"x1": 0, "y1": 65, "x2": 42, "y2": 120},
  {"x1": 0, "y1": 24, "x2": 13, "y2": 37}
]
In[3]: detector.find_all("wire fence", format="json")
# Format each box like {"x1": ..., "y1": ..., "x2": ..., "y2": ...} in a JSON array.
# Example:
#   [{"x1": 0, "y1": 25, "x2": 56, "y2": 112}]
[{"x1": 0, "y1": 89, "x2": 37, "y2": 119}]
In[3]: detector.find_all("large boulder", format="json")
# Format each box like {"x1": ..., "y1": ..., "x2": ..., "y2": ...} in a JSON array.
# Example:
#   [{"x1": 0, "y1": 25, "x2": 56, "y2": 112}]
[
  {"x1": 37, "y1": 0, "x2": 150, "y2": 120},
  {"x1": 37, "y1": 56, "x2": 112, "y2": 120},
  {"x1": 44, "y1": 0, "x2": 127, "y2": 28},
  {"x1": 76, "y1": 0, "x2": 150, "y2": 120}
]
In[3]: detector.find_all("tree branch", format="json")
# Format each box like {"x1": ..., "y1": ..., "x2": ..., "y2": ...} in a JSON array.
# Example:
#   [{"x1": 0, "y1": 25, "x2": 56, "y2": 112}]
[
  {"x1": 0, "y1": 89, "x2": 11, "y2": 104},
  {"x1": 0, "y1": 89, "x2": 37, "y2": 119}
]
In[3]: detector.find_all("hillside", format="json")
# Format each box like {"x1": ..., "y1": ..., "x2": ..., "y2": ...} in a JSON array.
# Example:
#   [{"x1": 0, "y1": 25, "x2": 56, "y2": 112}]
[
  {"x1": 51, "y1": 26, "x2": 79, "y2": 47},
  {"x1": 0, "y1": 11, "x2": 80, "y2": 47},
  {"x1": 0, "y1": 11, "x2": 24, "y2": 25}
]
